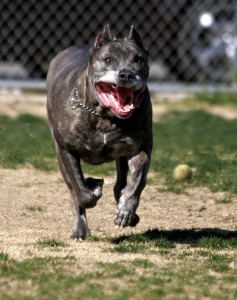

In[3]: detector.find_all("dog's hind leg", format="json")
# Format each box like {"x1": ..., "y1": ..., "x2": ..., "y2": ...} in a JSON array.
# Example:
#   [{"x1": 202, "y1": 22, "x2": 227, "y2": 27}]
[
  {"x1": 69, "y1": 190, "x2": 90, "y2": 240},
  {"x1": 56, "y1": 145, "x2": 103, "y2": 240}
]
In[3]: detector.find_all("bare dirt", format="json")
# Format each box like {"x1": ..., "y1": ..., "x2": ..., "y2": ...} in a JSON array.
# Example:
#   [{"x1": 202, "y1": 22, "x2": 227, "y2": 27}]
[{"x1": 0, "y1": 91, "x2": 236, "y2": 266}]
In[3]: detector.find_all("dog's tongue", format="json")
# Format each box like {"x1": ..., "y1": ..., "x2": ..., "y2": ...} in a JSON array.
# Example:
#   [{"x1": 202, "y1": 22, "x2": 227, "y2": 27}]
[
  {"x1": 114, "y1": 86, "x2": 133, "y2": 106},
  {"x1": 96, "y1": 82, "x2": 141, "y2": 118}
]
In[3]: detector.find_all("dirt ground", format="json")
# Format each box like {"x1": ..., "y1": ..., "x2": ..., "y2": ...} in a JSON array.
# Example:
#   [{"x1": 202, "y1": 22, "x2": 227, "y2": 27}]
[{"x1": 0, "y1": 91, "x2": 236, "y2": 266}]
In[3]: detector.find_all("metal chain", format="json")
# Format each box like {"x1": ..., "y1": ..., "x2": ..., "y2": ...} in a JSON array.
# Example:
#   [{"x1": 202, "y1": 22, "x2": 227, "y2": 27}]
[{"x1": 69, "y1": 88, "x2": 105, "y2": 118}]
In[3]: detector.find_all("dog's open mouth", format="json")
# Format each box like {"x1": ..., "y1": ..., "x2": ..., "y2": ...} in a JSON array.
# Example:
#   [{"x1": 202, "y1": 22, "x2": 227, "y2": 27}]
[{"x1": 96, "y1": 82, "x2": 143, "y2": 118}]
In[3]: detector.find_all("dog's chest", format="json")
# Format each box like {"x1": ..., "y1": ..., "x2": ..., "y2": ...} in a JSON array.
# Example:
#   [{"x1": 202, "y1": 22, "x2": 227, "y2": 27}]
[
  {"x1": 70, "y1": 119, "x2": 139, "y2": 163},
  {"x1": 84, "y1": 129, "x2": 136, "y2": 157}
]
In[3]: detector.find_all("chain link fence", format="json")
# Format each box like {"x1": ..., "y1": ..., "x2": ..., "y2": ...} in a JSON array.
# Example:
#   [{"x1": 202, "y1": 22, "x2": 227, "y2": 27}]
[{"x1": 1, "y1": 0, "x2": 237, "y2": 83}]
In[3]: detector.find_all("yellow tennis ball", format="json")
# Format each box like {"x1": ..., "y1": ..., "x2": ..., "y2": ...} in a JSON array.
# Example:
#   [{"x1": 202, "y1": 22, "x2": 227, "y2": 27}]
[{"x1": 173, "y1": 164, "x2": 192, "y2": 182}]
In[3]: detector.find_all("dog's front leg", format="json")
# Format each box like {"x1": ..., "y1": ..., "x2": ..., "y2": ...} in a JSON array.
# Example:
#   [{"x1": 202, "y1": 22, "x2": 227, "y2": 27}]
[
  {"x1": 114, "y1": 151, "x2": 150, "y2": 228},
  {"x1": 56, "y1": 146, "x2": 103, "y2": 239},
  {"x1": 113, "y1": 157, "x2": 129, "y2": 203}
]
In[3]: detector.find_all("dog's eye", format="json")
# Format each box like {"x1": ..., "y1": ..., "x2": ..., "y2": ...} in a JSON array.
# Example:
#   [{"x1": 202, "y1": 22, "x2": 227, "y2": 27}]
[
  {"x1": 134, "y1": 55, "x2": 144, "y2": 65},
  {"x1": 105, "y1": 57, "x2": 112, "y2": 64}
]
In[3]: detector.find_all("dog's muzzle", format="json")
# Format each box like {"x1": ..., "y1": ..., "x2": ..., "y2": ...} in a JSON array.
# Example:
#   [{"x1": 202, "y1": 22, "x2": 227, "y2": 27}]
[{"x1": 95, "y1": 82, "x2": 144, "y2": 118}]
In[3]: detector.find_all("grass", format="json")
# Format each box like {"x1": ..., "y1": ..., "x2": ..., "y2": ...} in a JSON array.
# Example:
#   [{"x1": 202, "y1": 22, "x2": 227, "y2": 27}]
[
  {"x1": 106, "y1": 228, "x2": 237, "y2": 253},
  {"x1": 197, "y1": 236, "x2": 237, "y2": 250},
  {"x1": 193, "y1": 91, "x2": 237, "y2": 106},
  {"x1": 152, "y1": 110, "x2": 237, "y2": 194},
  {"x1": 0, "y1": 114, "x2": 56, "y2": 171},
  {"x1": 0, "y1": 93, "x2": 237, "y2": 298},
  {"x1": 1, "y1": 105, "x2": 237, "y2": 195},
  {"x1": 37, "y1": 238, "x2": 67, "y2": 248},
  {"x1": 0, "y1": 93, "x2": 237, "y2": 195},
  {"x1": 1, "y1": 92, "x2": 237, "y2": 195},
  {"x1": 107, "y1": 229, "x2": 175, "y2": 254},
  {"x1": 0, "y1": 229, "x2": 236, "y2": 299},
  {"x1": 25, "y1": 205, "x2": 45, "y2": 212}
]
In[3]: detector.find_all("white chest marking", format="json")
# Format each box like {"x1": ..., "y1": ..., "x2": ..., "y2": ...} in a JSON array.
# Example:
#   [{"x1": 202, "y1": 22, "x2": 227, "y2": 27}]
[{"x1": 103, "y1": 134, "x2": 107, "y2": 144}]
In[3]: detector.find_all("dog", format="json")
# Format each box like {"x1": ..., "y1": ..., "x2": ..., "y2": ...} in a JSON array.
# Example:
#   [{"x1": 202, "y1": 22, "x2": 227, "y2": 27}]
[{"x1": 46, "y1": 25, "x2": 152, "y2": 240}]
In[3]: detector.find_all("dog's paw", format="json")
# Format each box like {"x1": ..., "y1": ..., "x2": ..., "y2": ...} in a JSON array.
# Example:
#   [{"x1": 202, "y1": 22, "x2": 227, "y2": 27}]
[
  {"x1": 129, "y1": 213, "x2": 140, "y2": 227},
  {"x1": 114, "y1": 212, "x2": 140, "y2": 228},
  {"x1": 85, "y1": 177, "x2": 104, "y2": 198},
  {"x1": 114, "y1": 202, "x2": 140, "y2": 228},
  {"x1": 70, "y1": 227, "x2": 91, "y2": 241},
  {"x1": 114, "y1": 195, "x2": 140, "y2": 228}
]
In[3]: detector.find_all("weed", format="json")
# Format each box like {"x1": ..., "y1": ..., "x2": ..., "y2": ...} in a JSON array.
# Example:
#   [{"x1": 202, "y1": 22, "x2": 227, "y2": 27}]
[
  {"x1": 108, "y1": 229, "x2": 237, "y2": 255},
  {"x1": 97, "y1": 262, "x2": 132, "y2": 278},
  {"x1": 153, "y1": 237, "x2": 174, "y2": 249},
  {"x1": 37, "y1": 238, "x2": 67, "y2": 248},
  {"x1": 108, "y1": 230, "x2": 175, "y2": 254},
  {"x1": 215, "y1": 194, "x2": 233, "y2": 204},
  {"x1": 25, "y1": 205, "x2": 45, "y2": 212},
  {"x1": 205, "y1": 254, "x2": 232, "y2": 272},
  {"x1": 157, "y1": 185, "x2": 186, "y2": 195},
  {"x1": 197, "y1": 236, "x2": 237, "y2": 250},
  {"x1": 0, "y1": 252, "x2": 9, "y2": 261},
  {"x1": 131, "y1": 258, "x2": 155, "y2": 268},
  {"x1": 87, "y1": 235, "x2": 102, "y2": 242}
]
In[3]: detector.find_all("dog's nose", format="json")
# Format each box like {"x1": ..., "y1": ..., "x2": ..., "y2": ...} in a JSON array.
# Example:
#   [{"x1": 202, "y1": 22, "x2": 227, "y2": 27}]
[{"x1": 119, "y1": 69, "x2": 135, "y2": 85}]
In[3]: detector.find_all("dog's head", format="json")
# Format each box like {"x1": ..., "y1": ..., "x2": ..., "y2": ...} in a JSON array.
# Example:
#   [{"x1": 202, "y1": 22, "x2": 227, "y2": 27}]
[{"x1": 90, "y1": 25, "x2": 149, "y2": 119}]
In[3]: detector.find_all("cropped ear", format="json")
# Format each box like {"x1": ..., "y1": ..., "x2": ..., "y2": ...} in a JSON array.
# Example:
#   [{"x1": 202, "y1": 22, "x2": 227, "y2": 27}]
[
  {"x1": 128, "y1": 25, "x2": 149, "y2": 55},
  {"x1": 94, "y1": 24, "x2": 112, "y2": 49},
  {"x1": 128, "y1": 26, "x2": 144, "y2": 48}
]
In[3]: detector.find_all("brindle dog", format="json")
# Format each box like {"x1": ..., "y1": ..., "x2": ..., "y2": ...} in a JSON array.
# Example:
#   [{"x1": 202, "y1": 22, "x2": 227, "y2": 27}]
[{"x1": 46, "y1": 25, "x2": 152, "y2": 240}]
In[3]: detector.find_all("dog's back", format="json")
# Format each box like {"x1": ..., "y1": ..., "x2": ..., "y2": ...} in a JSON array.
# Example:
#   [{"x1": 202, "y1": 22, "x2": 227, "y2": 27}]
[{"x1": 47, "y1": 45, "x2": 90, "y2": 119}]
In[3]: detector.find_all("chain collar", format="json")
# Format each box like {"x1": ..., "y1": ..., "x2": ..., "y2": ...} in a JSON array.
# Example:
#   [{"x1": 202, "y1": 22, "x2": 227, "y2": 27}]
[{"x1": 69, "y1": 88, "x2": 105, "y2": 118}]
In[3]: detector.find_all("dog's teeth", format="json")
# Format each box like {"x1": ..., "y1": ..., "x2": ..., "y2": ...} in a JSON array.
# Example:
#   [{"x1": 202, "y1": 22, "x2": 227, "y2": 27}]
[{"x1": 127, "y1": 98, "x2": 133, "y2": 106}]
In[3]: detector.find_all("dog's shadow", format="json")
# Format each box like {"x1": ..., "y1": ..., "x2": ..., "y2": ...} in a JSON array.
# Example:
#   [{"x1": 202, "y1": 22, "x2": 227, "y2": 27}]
[{"x1": 110, "y1": 228, "x2": 237, "y2": 247}]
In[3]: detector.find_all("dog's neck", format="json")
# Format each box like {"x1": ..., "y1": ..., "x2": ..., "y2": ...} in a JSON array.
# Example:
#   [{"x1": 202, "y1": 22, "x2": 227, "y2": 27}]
[{"x1": 69, "y1": 87, "x2": 105, "y2": 118}]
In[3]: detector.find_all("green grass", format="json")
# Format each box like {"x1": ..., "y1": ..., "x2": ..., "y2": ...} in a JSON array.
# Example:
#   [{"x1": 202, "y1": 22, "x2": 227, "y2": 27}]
[
  {"x1": 0, "y1": 113, "x2": 115, "y2": 175},
  {"x1": 107, "y1": 229, "x2": 175, "y2": 254},
  {"x1": 24, "y1": 205, "x2": 45, "y2": 212},
  {"x1": 1, "y1": 95, "x2": 237, "y2": 299},
  {"x1": 1, "y1": 100, "x2": 237, "y2": 196},
  {"x1": 193, "y1": 91, "x2": 237, "y2": 106},
  {"x1": 1, "y1": 108, "x2": 237, "y2": 195},
  {"x1": 152, "y1": 110, "x2": 237, "y2": 194},
  {"x1": 0, "y1": 229, "x2": 236, "y2": 300},
  {"x1": 37, "y1": 238, "x2": 67, "y2": 248},
  {"x1": 0, "y1": 114, "x2": 56, "y2": 171},
  {"x1": 106, "y1": 228, "x2": 237, "y2": 253},
  {"x1": 197, "y1": 236, "x2": 237, "y2": 250}
]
